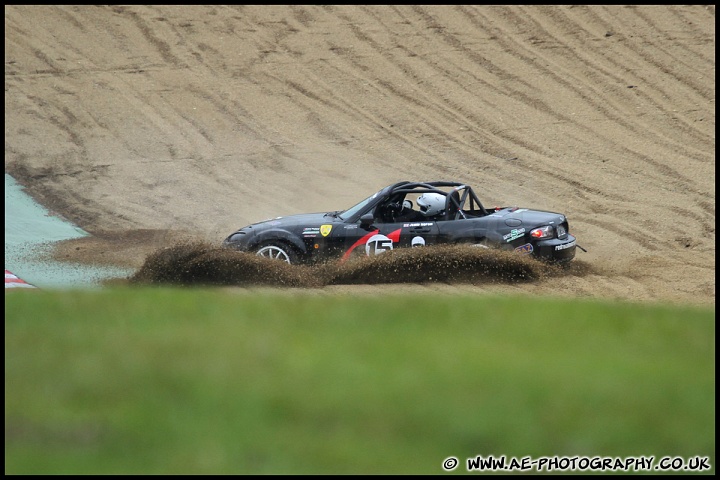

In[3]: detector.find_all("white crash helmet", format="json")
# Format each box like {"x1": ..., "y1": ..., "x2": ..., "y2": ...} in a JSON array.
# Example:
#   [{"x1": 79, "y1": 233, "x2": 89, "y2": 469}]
[{"x1": 417, "y1": 192, "x2": 446, "y2": 217}]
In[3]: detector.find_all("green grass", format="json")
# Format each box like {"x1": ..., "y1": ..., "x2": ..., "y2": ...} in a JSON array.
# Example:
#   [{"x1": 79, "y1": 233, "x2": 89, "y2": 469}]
[{"x1": 5, "y1": 288, "x2": 715, "y2": 474}]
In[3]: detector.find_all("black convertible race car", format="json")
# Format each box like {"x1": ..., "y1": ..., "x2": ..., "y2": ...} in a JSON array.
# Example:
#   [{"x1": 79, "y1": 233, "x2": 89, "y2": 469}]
[{"x1": 223, "y1": 181, "x2": 579, "y2": 265}]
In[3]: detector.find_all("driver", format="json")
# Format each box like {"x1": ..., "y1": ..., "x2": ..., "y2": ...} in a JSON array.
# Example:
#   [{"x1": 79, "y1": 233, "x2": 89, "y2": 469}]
[
  {"x1": 416, "y1": 192, "x2": 446, "y2": 220},
  {"x1": 383, "y1": 192, "x2": 446, "y2": 222}
]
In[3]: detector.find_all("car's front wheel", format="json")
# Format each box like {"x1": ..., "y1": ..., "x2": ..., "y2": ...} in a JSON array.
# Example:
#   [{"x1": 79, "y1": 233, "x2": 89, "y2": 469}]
[{"x1": 255, "y1": 241, "x2": 298, "y2": 264}]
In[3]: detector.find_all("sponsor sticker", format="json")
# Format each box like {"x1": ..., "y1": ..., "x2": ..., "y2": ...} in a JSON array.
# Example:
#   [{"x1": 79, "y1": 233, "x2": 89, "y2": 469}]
[
  {"x1": 320, "y1": 224, "x2": 333, "y2": 237},
  {"x1": 403, "y1": 222, "x2": 435, "y2": 228},
  {"x1": 555, "y1": 240, "x2": 576, "y2": 251},
  {"x1": 503, "y1": 228, "x2": 526, "y2": 242},
  {"x1": 515, "y1": 243, "x2": 533, "y2": 254},
  {"x1": 303, "y1": 227, "x2": 320, "y2": 234}
]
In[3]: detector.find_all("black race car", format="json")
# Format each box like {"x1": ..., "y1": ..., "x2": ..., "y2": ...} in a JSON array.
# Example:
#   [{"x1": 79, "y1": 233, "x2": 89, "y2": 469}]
[{"x1": 222, "y1": 181, "x2": 578, "y2": 265}]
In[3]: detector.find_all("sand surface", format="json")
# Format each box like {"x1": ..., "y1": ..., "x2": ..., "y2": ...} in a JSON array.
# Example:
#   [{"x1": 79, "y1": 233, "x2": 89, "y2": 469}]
[{"x1": 5, "y1": 5, "x2": 715, "y2": 305}]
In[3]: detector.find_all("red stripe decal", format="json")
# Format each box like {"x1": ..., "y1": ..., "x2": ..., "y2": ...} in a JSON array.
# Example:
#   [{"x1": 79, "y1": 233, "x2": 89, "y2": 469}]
[{"x1": 341, "y1": 228, "x2": 402, "y2": 262}]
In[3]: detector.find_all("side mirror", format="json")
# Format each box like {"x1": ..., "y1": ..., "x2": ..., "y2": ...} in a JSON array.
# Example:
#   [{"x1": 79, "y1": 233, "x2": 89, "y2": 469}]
[{"x1": 360, "y1": 213, "x2": 375, "y2": 229}]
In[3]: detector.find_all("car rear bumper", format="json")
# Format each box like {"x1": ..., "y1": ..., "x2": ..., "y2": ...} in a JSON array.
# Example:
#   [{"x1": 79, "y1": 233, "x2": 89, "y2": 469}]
[{"x1": 534, "y1": 235, "x2": 576, "y2": 263}]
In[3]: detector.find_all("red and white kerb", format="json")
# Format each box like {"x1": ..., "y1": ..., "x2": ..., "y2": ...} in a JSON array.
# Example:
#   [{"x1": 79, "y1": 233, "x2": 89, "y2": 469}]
[{"x1": 5, "y1": 269, "x2": 37, "y2": 289}]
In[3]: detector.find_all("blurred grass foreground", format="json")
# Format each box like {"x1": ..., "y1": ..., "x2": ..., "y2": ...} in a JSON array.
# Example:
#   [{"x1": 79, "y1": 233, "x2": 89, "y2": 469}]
[{"x1": 5, "y1": 288, "x2": 715, "y2": 474}]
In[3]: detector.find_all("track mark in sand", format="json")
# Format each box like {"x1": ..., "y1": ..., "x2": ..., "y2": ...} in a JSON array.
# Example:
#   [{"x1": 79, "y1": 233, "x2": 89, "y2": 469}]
[
  {"x1": 91, "y1": 77, "x2": 215, "y2": 157},
  {"x1": 696, "y1": 200, "x2": 715, "y2": 218},
  {"x1": 231, "y1": 5, "x2": 649, "y2": 203},
  {"x1": 117, "y1": 6, "x2": 185, "y2": 67},
  {"x1": 670, "y1": 205, "x2": 716, "y2": 239},
  {"x1": 456, "y1": 6, "x2": 712, "y2": 196},
  {"x1": 582, "y1": 218, "x2": 662, "y2": 252},
  {"x1": 406, "y1": 6, "x2": 514, "y2": 81},
  {"x1": 321, "y1": 7, "x2": 541, "y2": 169},
  {"x1": 590, "y1": 6, "x2": 716, "y2": 104},
  {"x1": 189, "y1": 43, "x2": 222, "y2": 76},
  {"x1": 502, "y1": 6, "x2": 713, "y2": 153},
  {"x1": 183, "y1": 85, "x2": 265, "y2": 140},
  {"x1": 53, "y1": 5, "x2": 89, "y2": 33},
  {"x1": 289, "y1": 5, "x2": 316, "y2": 28},
  {"x1": 587, "y1": 7, "x2": 715, "y2": 120},
  {"x1": 277, "y1": 74, "x2": 447, "y2": 169},
  {"x1": 316, "y1": 6, "x2": 639, "y2": 202},
  {"x1": 368, "y1": 8, "x2": 638, "y2": 199},
  {"x1": 53, "y1": 105, "x2": 86, "y2": 150},
  {"x1": 230, "y1": 9, "x2": 459, "y2": 165},
  {"x1": 20, "y1": 93, "x2": 87, "y2": 155},
  {"x1": 623, "y1": 6, "x2": 715, "y2": 82},
  {"x1": 176, "y1": 113, "x2": 214, "y2": 145},
  {"x1": 5, "y1": 162, "x2": 126, "y2": 232},
  {"x1": 482, "y1": 3, "x2": 716, "y2": 167},
  {"x1": 668, "y1": 5, "x2": 716, "y2": 37},
  {"x1": 566, "y1": 7, "x2": 714, "y2": 149},
  {"x1": 357, "y1": 7, "x2": 528, "y2": 135},
  {"x1": 29, "y1": 49, "x2": 58, "y2": 72}
]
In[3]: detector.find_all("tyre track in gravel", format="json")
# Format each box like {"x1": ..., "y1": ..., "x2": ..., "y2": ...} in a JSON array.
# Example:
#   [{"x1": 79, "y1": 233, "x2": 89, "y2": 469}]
[
  {"x1": 567, "y1": 6, "x2": 715, "y2": 143},
  {"x1": 97, "y1": 7, "x2": 224, "y2": 156},
  {"x1": 369, "y1": 5, "x2": 667, "y2": 219},
  {"x1": 519, "y1": 5, "x2": 714, "y2": 157},
  {"x1": 664, "y1": 5, "x2": 716, "y2": 62},
  {"x1": 412, "y1": 6, "x2": 649, "y2": 169},
  {"x1": 323, "y1": 5, "x2": 634, "y2": 204},
  {"x1": 7, "y1": 7, "x2": 200, "y2": 159},
  {"x1": 607, "y1": 5, "x2": 715, "y2": 97},
  {"x1": 447, "y1": 6, "x2": 714, "y2": 255},
  {"x1": 7, "y1": 6, "x2": 219, "y2": 230},
  {"x1": 353, "y1": 6, "x2": 540, "y2": 163},
  {"x1": 268, "y1": 1, "x2": 708, "y2": 222},
  {"x1": 181, "y1": 5, "x2": 454, "y2": 199},
  {"x1": 120, "y1": 6, "x2": 186, "y2": 67},
  {"x1": 284, "y1": 6, "x2": 470, "y2": 169},
  {"x1": 518, "y1": 6, "x2": 715, "y2": 256},
  {"x1": 348, "y1": 3, "x2": 688, "y2": 255},
  {"x1": 134, "y1": 5, "x2": 452, "y2": 181},
  {"x1": 404, "y1": 6, "x2": 710, "y2": 261},
  {"x1": 491, "y1": 5, "x2": 714, "y2": 188},
  {"x1": 235, "y1": 6, "x2": 501, "y2": 177}
]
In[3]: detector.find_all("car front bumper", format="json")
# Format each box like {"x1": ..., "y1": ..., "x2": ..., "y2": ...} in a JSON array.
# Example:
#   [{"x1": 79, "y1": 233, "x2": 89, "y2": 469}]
[{"x1": 222, "y1": 232, "x2": 253, "y2": 252}]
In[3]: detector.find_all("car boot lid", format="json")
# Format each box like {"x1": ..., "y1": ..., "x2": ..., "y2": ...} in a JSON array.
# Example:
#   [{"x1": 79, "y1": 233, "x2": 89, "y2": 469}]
[{"x1": 489, "y1": 207, "x2": 566, "y2": 226}]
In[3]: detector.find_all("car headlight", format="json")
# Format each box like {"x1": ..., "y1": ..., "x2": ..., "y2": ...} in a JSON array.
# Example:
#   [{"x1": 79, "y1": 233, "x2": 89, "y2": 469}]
[{"x1": 530, "y1": 226, "x2": 553, "y2": 239}]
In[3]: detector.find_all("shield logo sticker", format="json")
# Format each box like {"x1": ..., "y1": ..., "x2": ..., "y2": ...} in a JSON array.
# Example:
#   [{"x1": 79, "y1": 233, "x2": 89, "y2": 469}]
[{"x1": 320, "y1": 224, "x2": 333, "y2": 237}]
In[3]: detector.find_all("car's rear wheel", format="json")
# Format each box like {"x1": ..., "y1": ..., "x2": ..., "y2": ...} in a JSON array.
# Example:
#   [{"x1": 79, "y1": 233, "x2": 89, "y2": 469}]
[{"x1": 255, "y1": 241, "x2": 298, "y2": 264}]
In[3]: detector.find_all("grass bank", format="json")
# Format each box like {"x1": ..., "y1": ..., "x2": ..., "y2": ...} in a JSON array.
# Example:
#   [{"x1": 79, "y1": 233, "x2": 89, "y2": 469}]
[{"x1": 5, "y1": 288, "x2": 715, "y2": 474}]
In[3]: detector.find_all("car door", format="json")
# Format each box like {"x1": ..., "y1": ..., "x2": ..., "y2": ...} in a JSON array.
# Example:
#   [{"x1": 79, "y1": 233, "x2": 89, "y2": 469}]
[
  {"x1": 339, "y1": 218, "x2": 440, "y2": 261},
  {"x1": 396, "y1": 219, "x2": 441, "y2": 249}
]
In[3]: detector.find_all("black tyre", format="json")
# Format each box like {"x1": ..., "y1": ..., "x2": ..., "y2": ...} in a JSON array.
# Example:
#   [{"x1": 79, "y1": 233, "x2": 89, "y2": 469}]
[{"x1": 255, "y1": 241, "x2": 298, "y2": 264}]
